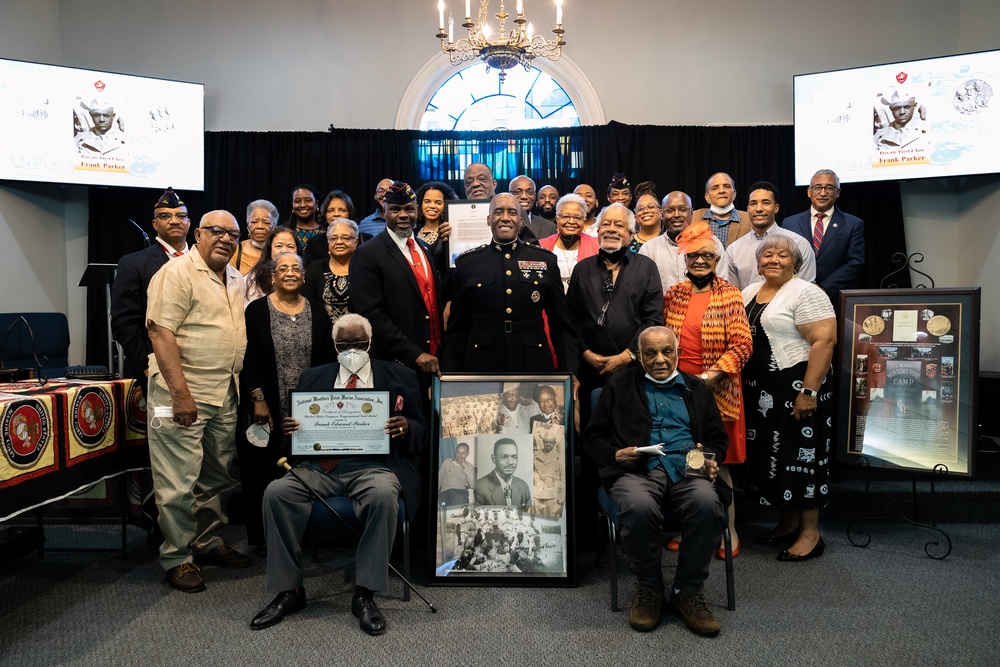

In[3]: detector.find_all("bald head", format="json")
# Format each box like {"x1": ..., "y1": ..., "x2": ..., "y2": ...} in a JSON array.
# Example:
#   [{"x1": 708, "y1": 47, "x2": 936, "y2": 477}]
[{"x1": 661, "y1": 191, "x2": 693, "y2": 240}]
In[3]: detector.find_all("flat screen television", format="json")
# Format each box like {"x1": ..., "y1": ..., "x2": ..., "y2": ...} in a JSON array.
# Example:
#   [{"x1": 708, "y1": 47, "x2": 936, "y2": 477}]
[
  {"x1": 793, "y1": 49, "x2": 1000, "y2": 185},
  {"x1": 0, "y1": 58, "x2": 204, "y2": 190}
]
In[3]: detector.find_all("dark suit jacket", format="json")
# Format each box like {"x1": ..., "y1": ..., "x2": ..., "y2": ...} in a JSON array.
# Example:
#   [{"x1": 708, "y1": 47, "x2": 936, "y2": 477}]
[
  {"x1": 110, "y1": 244, "x2": 169, "y2": 383},
  {"x1": 348, "y1": 230, "x2": 444, "y2": 368},
  {"x1": 474, "y1": 470, "x2": 532, "y2": 508},
  {"x1": 583, "y1": 366, "x2": 731, "y2": 505},
  {"x1": 295, "y1": 360, "x2": 427, "y2": 521},
  {"x1": 690, "y1": 209, "x2": 752, "y2": 248},
  {"x1": 781, "y1": 208, "x2": 865, "y2": 301}
]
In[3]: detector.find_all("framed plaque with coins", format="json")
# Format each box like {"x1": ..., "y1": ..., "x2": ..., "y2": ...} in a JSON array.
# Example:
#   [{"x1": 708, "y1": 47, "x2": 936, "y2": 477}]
[{"x1": 837, "y1": 288, "x2": 980, "y2": 476}]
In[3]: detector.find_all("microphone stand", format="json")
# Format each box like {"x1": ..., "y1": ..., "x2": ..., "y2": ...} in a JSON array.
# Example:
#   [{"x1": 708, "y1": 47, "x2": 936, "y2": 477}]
[
  {"x1": 276, "y1": 457, "x2": 437, "y2": 613},
  {"x1": 129, "y1": 219, "x2": 152, "y2": 247}
]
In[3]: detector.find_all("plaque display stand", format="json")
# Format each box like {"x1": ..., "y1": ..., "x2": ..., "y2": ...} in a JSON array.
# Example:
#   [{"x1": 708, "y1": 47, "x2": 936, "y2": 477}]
[{"x1": 846, "y1": 456, "x2": 952, "y2": 560}]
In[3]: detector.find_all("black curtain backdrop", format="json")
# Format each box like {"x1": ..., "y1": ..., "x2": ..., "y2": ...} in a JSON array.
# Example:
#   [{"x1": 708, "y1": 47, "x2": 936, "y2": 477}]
[{"x1": 85, "y1": 123, "x2": 910, "y2": 363}]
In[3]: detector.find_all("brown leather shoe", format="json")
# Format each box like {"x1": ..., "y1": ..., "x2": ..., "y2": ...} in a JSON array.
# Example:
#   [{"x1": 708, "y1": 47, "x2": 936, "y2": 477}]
[
  {"x1": 670, "y1": 589, "x2": 720, "y2": 636},
  {"x1": 628, "y1": 585, "x2": 663, "y2": 632},
  {"x1": 194, "y1": 544, "x2": 252, "y2": 569},
  {"x1": 165, "y1": 562, "x2": 205, "y2": 593}
]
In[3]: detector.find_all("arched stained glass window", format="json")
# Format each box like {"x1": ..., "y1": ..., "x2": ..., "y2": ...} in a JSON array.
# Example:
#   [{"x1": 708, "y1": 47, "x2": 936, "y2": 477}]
[{"x1": 420, "y1": 63, "x2": 581, "y2": 131}]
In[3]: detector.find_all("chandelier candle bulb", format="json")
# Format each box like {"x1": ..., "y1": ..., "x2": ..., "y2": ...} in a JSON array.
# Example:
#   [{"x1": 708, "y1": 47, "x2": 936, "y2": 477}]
[
  {"x1": 555, "y1": 0, "x2": 562, "y2": 25},
  {"x1": 439, "y1": 0, "x2": 445, "y2": 30},
  {"x1": 466, "y1": 0, "x2": 471, "y2": 20},
  {"x1": 449, "y1": 14, "x2": 454, "y2": 42}
]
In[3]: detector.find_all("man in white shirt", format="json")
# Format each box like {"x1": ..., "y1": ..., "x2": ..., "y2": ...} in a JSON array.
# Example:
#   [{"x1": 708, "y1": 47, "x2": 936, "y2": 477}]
[
  {"x1": 725, "y1": 181, "x2": 816, "y2": 290},
  {"x1": 640, "y1": 191, "x2": 733, "y2": 294}
]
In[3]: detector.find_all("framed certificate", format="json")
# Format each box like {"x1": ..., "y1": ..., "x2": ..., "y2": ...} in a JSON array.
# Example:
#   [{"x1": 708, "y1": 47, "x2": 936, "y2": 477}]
[
  {"x1": 445, "y1": 199, "x2": 492, "y2": 267},
  {"x1": 289, "y1": 391, "x2": 390, "y2": 456},
  {"x1": 427, "y1": 374, "x2": 576, "y2": 586},
  {"x1": 838, "y1": 288, "x2": 980, "y2": 477}
]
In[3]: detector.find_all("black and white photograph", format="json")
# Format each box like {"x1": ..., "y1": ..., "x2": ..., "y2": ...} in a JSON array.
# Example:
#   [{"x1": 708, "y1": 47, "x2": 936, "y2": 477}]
[{"x1": 430, "y1": 375, "x2": 575, "y2": 584}]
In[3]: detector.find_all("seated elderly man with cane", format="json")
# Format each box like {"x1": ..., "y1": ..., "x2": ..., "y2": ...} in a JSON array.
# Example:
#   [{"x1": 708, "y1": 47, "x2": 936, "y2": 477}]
[
  {"x1": 250, "y1": 314, "x2": 429, "y2": 635},
  {"x1": 584, "y1": 326, "x2": 730, "y2": 636}
]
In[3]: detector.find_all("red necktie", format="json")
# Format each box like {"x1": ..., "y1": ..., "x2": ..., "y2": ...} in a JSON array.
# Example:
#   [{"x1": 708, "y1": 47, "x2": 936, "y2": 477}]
[
  {"x1": 164, "y1": 245, "x2": 184, "y2": 257},
  {"x1": 318, "y1": 373, "x2": 358, "y2": 474},
  {"x1": 812, "y1": 212, "x2": 825, "y2": 255},
  {"x1": 405, "y1": 238, "x2": 441, "y2": 355}
]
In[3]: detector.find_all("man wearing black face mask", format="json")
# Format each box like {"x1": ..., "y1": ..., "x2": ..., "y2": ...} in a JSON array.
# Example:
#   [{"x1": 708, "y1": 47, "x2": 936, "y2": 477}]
[
  {"x1": 442, "y1": 193, "x2": 579, "y2": 374},
  {"x1": 251, "y1": 313, "x2": 426, "y2": 636},
  {"x1": 568, "y1": 203, "x2": 664, "y2": 399}
]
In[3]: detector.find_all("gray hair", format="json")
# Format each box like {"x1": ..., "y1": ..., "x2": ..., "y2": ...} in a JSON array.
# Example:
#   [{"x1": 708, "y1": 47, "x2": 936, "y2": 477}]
[
  {"x1": 246, "y1": 199, "x2": 279, "y2": 226},
  {"x1": 327, "y1": 218, "x2": 359, "y2": 240},
  {"x1": 596, "y1": 202, "x2": 636, "y2": 232},
  {"x1": 754, "y1": 233, "x2": 804, "y2": 272},
  {"x1": 810, "y1": 169, "x2": 841, "y2": 188},
  {"x1": 333, "y1": 313, "x2": 373, "y2": 340},
  {"x1": 638, "y1": 325, "x2": 677, "y2": 351},
  {"x1": 555, "y1": 193, "x2": 587, "y2": 217},
  {"x1": 704, "y1": 172, "x2": 735, "y2": 193},
  {"x1": 508, "y1": 175, "x2": 536, "y2": 191}
]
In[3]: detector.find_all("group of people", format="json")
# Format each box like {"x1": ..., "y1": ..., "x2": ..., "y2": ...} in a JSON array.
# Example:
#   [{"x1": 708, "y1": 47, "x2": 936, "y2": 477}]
[{"x1": 108, "y1": 161, "x2": 864, "y2": 638}]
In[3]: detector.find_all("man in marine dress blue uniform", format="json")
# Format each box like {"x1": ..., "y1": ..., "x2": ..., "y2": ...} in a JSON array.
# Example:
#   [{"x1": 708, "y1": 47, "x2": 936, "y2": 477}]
[{"x1": 442, "y1": 193, "x2": 578, "y2": 374}]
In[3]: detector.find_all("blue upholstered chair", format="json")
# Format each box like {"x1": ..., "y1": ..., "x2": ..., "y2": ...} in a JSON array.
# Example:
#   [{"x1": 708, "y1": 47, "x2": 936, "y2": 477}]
[
  {"x1": 0, "y1": 312, "x2": 71, "y2": 379},
  {"x1": 307, "y1": 496, "x2": 410, "y2": 602}
]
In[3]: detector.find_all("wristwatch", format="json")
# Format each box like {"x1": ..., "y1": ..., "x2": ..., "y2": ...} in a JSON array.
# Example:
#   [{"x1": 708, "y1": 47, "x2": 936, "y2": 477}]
[
  {"x1": 700, "y1": 372, "x2": 710, "y2": 381},
  {"x1": 799, "y1": 387, "x2": 818, "y2": 397},
  {"x1": 251, "y1": 391, "x2": 266, "y2": 402},
  {"x1": 627, "y1": 349, "x2": 637, "y2": 362}
]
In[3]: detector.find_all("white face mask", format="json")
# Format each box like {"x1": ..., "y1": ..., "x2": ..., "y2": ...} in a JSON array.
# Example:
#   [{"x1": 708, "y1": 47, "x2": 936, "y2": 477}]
[
  {"x1": 338, "y1": 348, "x2": 370, "y2": 374},
  {"x1": 709, "y1": 202, "x2": 735, "y2": 216}
]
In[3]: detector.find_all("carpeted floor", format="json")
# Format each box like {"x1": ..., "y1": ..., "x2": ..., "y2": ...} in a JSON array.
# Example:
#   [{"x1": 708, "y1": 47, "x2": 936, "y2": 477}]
[{"x1": 1, "y1": 519, "x2": 998, "y2": 667}]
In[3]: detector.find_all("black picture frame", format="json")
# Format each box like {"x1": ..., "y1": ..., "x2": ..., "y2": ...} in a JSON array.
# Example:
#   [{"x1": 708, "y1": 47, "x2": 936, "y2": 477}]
[
  {"x1": 837, "y1": 288, "x2": 980, "y2": 477},
  {"x1": 427, "y1": 374, "x2": 576, "y2": 586}
]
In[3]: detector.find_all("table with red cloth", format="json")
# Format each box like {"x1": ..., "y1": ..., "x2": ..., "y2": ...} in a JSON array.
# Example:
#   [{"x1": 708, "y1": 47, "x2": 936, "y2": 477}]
[{"x1": 0, "y1": 378, "x2": 148, "y2": 523}]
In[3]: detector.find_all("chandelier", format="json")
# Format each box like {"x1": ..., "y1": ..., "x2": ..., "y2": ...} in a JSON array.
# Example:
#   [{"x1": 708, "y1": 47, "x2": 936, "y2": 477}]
[{"x1": 435, "y1": 0, "x2": 566, "y2": 82}]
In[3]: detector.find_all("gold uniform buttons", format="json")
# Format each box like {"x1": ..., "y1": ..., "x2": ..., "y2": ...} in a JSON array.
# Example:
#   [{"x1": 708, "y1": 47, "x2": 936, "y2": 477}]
[
  {"x1": 477, "y1": 283, "x2": 482, "y2": 287},
  {"x1": 506, "y1": 308, "x2": 512, "y2": 314},
  {"x1": 506, "y1": 288, "x2": 512, "y2": 294},
  {"x1": 504, "y1": 253, "x2": 510, "y2": 259},
  {"x1": 505, "y1": 270, "x2": 511, "y2": 276}
]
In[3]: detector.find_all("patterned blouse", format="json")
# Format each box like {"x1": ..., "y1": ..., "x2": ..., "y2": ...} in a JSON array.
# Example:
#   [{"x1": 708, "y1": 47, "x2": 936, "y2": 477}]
[{"x1": 663, "y1": 275, "x2": 752, "y2": 421}]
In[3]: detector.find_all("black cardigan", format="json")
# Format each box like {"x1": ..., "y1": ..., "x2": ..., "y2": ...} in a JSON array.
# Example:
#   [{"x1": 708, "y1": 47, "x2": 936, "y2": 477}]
[
  {"x1": 240, "y1": 296, "x2": 335, "y2": 446},
  {"x1": 583, "y1": 365, "x2": 731, "y2": 504}
]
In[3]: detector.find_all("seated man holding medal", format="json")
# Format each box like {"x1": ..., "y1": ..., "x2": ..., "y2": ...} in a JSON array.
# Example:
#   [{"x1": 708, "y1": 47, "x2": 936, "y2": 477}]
[
  {"x1": 584, "y1": 326, "x2": 730, "y2": 637},
  {"x1": 250, "y1": 314, "x2": 427, "y2": 636}
]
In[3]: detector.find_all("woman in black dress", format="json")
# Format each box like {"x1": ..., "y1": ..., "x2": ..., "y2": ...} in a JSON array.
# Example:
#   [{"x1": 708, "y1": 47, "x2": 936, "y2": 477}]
[{"x1": 741, "y1": 234, "x2": 836, "y2": 561}]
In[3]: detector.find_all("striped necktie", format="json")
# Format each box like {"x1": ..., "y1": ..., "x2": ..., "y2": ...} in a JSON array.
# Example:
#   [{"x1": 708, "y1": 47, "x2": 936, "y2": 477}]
[{"x1": 812, "y1": 212, "x2": 825, "y2": 255}]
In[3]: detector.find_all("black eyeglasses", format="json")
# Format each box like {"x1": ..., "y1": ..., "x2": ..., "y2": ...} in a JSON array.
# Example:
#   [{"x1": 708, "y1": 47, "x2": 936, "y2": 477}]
[
  {"x1": 335, "y1": 340, "x2": 371, "y2": 351},
  {"x1": 155, "y1": 212, "x2": 189, "y2": 222},
  {"x1": 200, "y1": 225, "x2": 240, "y2": 242},
  {"x1": 598, "y1": 273, "x2": 614, "y2": 326}
]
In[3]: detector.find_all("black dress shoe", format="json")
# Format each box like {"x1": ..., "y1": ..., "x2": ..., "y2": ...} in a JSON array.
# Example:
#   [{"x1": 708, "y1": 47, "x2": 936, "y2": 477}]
[
  {"x1": 777, "y1": 537, "x2": 825, "y2": 562},
  {"x1": 351, "y1": 591, "x2": 387, "y2": 636},
  {"x1": 250, "y1": 589, "x2": 307, "y2": 630},
  {"x1": 754, "y1": 529, "x2": 800, "y2": 546}
]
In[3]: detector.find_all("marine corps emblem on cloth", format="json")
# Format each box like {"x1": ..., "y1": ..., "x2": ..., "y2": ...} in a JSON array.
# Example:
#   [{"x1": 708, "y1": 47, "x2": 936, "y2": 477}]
[
  {"x1": 3, "y1": 399, "x2": 50, "y2": 469},
  {"x1": 71, "y1": 387, "x2": 112, "y2": 448}
]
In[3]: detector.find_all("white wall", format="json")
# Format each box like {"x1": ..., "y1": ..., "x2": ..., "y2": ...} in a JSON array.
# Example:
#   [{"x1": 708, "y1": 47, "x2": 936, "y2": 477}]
[{"x1": 1, "y1": 0, "x2": 999, "y2": 368}]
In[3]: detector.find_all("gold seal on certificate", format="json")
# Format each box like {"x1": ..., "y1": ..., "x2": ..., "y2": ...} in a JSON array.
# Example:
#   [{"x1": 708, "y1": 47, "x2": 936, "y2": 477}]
[
  {"x1": 927, "y1": 315, "x2": 951, "y2": 336},
  {"x1": 862, "y1": 315, "x2": 885, "y2": 335},
  {"x1": 290, "y1": 391, "x2": 391, "y2": 456}
]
